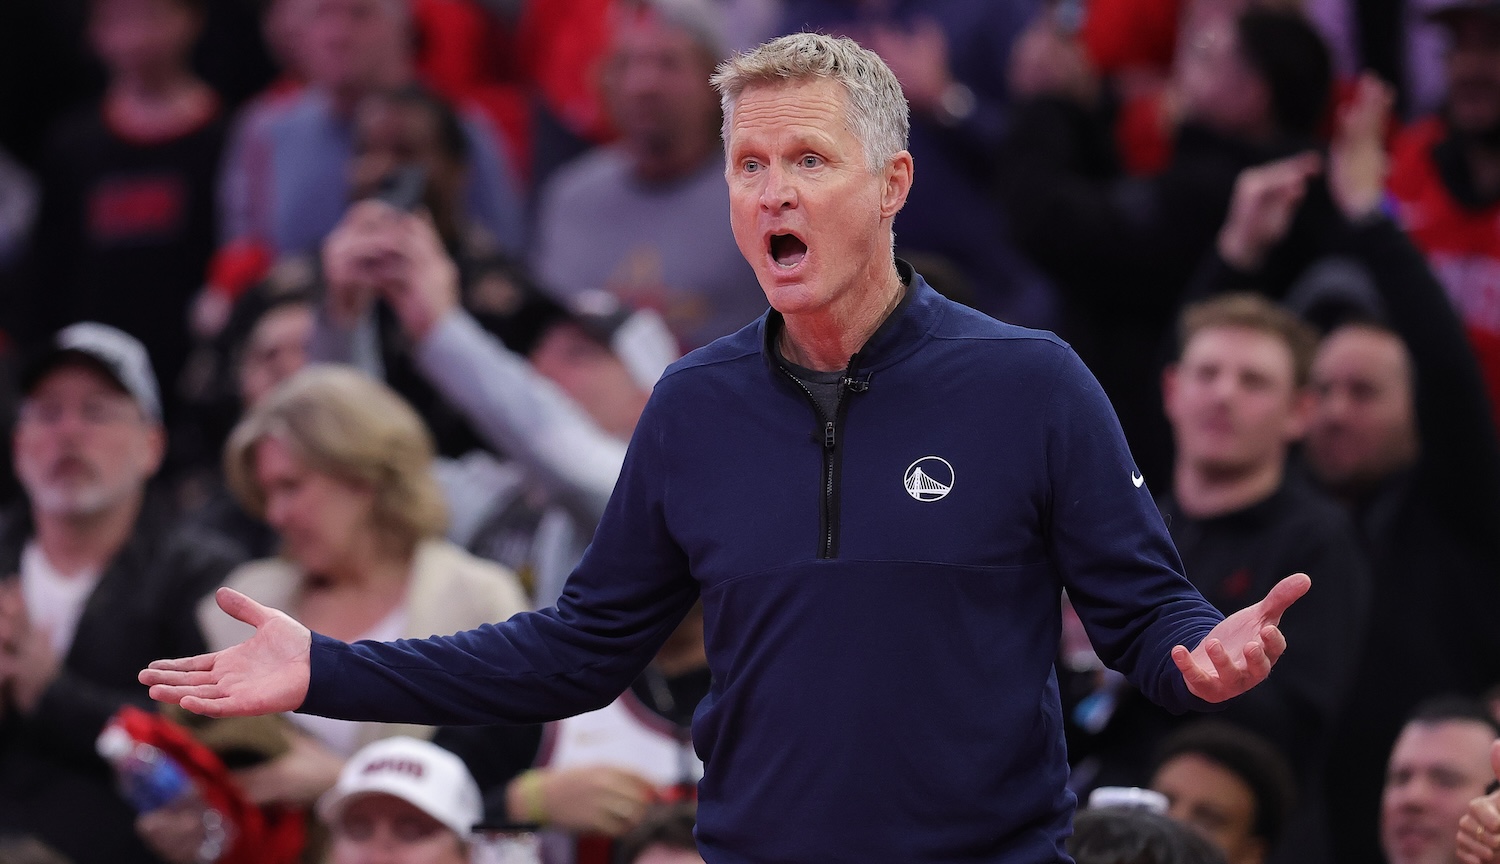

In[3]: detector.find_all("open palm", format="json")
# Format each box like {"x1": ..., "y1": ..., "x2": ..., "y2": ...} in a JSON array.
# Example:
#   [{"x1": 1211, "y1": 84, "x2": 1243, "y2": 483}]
[
  {"x1": 1172, "y1": 573, "x2": 1311, "y2": 703},
  {"x1": 138, "y1": 587, "x2": 311, "y2": 717}
]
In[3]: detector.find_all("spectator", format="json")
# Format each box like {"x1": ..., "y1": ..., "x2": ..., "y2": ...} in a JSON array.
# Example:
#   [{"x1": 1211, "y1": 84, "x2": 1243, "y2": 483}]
[
  {"x1": 1069, "y1": 806, "x2": 1228, "y2": 864},
  {"x1": 1381, "y1": 697, "x2": 1500, "y2": 864},
  {"x1": 319, "y1": 203, "x2": 672, "y2": 604},
  {"x1": 217, "y1": 0, "x2": 523, "y2": 260},
  {"x1": 612, "y1": 802, "x2": 703, "y2": 864},
  {"x1": 1198, "y1": 76, "x2": 1500, "y2": 864},
  {"x1": 1387, "y1": 0, "x2": 1500, "y2": 433},
  {"x1": 0, "y1": 323, "x2": 241, "y2": 864},
  {"x1": 775, "y1": 0, "x2": 1057, "y2": 327},
  {"x1": 533, "y1": 0, "x2": 764, "y2": 351},
  {"x1": 18, "y1": 0, "x2": 227, "y2": 420},
  {"x1": 1071, "y1": 293, "x2": 1368, "y2": 864},
  {"x1": 320, "y1": 736, "x2": 481, "y2": 864},
  {"x1": 437, "y1": 603, "x2": 708, "y2": 858},
  {"x1": 1148, "y1": 721, "x2": 1297, "y2": 864},
  {"x1": 202, "y1": 366, "x2": 528, "y2": 776},
  {"x1": 184, "y1": 285, "x2": 317, "y2": 561},
  {"x1": 1000, "y1": 5, "x2": 1333, "y2": 483},
  {"x1": 312, "y1": 84, "x2": 616, "y2": 459}
]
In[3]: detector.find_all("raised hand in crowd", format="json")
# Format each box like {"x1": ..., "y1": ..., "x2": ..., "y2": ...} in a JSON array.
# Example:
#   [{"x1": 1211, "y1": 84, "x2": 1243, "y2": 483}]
[
  {"x1": 0, "y1": 579, "x2": 61, "y2": 716},
  {"x1": 1216, "y1": 152, "x2": 1323, "y2": 271},
  {"x1": 1007, "y1": 11, "x2": 1098, "y2": 106},
  {"x1": 863, "y1": 19, "x2": 960, "y2": 117},
  {"x1": 322, "y1": 200, "x2": 460, "y2": 341},
  {"x1": 1328, "y1": 73, "x2": 1395, "y2": 222},
  {"x1": 1458, "y1": 741, "x2": 1500, "y2": 864},
  {"x1": 508, "y1": 766, "x2": 658, "y2": 838},
  {"x1": 1171, "y1": 573, "x2": 1311, "y2": 702},
  {"x1": 320, "y1": 200, "x2": 403, "y2": 328},
  {"x1": 139, "y1": 587, "x2": 311, "y2": 719},
  {"x1": 374, "y1": 211, "x2": 461, "y2": 343},
  {"x1": 1217, "y1": 73, "x2": 1396, "y2": 272}
]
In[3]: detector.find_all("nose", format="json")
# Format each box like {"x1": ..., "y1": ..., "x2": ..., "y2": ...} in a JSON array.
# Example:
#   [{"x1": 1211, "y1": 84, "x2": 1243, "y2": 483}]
[
  {"x1": 759, "y1": 162, "x2": 797, "y2": 212},
  {"x1": 263, "y1": 492, "x2": 292, "y2": 531}
]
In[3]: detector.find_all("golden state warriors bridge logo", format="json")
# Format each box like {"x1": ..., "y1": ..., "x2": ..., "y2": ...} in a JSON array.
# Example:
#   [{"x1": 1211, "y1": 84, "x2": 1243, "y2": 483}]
[{"x1": 904, "y1": 456, "x2": 954, "y2": 502}]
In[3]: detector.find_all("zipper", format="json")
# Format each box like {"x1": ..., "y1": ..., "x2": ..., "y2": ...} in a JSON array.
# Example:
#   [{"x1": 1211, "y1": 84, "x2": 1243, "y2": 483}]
[{"x1": 781, "y1": 360, "x2": 869, "y2": 559}]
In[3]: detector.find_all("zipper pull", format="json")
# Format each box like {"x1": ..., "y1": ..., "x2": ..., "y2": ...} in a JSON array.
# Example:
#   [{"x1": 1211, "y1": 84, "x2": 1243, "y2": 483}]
[
  {"x1": 841, "y1": 376, "x2": 869, "y2": 392},
  {"x1": 824, "y1": 420, "x2": 836, "y2": 450}
]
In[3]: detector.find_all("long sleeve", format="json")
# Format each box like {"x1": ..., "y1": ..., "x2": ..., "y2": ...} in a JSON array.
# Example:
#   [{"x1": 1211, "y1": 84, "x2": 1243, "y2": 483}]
[
  {"x1": 299, "y1": 391, "x2": 698, "y2": 726},
  {"x1": 414, "y1": 310, "x2": 625, "y2": 524},
  {"x1": 1344, "y1": 219, "x2": 1500, "y2": 554},
  {"x1": 1041, "y1": 347, "x2": 1222, "y2": 713}
]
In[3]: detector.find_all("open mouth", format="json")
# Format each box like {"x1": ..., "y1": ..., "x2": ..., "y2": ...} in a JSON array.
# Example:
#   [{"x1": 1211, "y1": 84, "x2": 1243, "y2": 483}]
[{"x1": 769, "y1": 233, "x2": 808, "y2": 268}]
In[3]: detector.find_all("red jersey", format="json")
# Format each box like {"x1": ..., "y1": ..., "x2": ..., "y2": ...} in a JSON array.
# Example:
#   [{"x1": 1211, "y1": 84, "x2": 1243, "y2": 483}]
[{"x1": 1388, "y1": 116, "x2": 1500, "y2": 430}]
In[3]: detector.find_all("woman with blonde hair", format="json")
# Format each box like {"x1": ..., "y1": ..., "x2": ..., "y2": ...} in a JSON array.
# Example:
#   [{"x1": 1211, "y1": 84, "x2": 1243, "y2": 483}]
[{"x1": 198, "y1": 363, "x2": 528, "y2": 809}]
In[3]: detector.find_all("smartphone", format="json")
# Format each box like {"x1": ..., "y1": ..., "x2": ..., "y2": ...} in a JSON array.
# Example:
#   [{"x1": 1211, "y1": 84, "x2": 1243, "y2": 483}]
[{"x1": 373, "y1": 164, "x2": 428, "y2": 212}]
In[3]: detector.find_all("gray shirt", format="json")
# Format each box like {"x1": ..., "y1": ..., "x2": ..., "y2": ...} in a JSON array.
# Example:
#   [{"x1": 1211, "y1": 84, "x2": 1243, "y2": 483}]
[{"x1": 533, "y1": 145, "x2": 765, "y2": 350}]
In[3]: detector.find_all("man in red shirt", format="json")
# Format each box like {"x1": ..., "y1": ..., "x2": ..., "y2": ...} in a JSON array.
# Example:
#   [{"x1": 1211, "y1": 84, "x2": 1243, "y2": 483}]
[{"x1": 1387, "y1": 0, "x2": 1500, "y2": 433}]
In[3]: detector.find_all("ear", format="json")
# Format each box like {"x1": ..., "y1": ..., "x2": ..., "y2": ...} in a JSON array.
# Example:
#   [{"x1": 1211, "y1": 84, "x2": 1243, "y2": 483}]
[
  {"x1": 880, "y1": 150, "x2": 914, "y2": 220},
  {"x1": 1285, "y1": 386, "x2": 1314, "y2": 442},
  {"x1": 1161, "y1": 364, "x2": 1181, "y2": 422},
  {"x1": 1243, "y1": 835, "x2": 1269, "y2": 864},
  {"x1": 140, "y1": 422, "x2": 167, "y2": 479}
]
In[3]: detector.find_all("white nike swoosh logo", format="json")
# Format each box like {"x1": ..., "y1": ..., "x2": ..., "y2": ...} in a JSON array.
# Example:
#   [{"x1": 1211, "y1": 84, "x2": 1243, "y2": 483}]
[{"x1": 1132, "y1": 472, "x2": 1144, "y2": 488}]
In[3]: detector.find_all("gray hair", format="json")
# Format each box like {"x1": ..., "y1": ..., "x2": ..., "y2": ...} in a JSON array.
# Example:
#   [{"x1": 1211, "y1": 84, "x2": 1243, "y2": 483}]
[{"x1": 711, "y1": 32, "x2": 909, "y2": 171}]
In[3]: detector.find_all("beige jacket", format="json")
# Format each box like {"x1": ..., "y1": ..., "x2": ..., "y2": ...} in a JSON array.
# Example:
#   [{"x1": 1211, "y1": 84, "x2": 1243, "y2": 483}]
[{"x1": 197, "y1": 538, "x2": 529, "y2": 752}]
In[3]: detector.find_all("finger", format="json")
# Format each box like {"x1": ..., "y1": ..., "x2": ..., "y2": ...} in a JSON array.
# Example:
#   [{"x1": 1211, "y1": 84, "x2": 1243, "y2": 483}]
[
  {"x1": 178, "y1": 693, "x2": 241, "y2": 718},
  {"x1": 1459, "y1": 819, "x2": 1498, "y2": 862},
  {"x1": 1260, "y1": 624, "x2": 1288, "y2": 663},
  {"x1": 1477, "y1": 801, "x2": 1500, "y2": 836},
  {"x1": 1171, "y1": 644, "x2": 1214, "y2": 689},
  {"x1": 1205, "y1": 637, "x2": 1243, "y2": 682},
  {"x1": 1489, "y1": 739, "x2": 1500, "y2": 785},
  {"x1": 1457, "y1": 833, "x2": 1486, "y2": 864},
  {"x1": 142, "y1": 652, "x2": 219, "y2": 676},
  {"x1": 216, "y1": 587, "x2": 277, "y2": 629},
  {"x1": 1256, "y1": 573, "x2": 1311, "y2": 623},
  {"x1": 1242, "y1": 638, "x2": 1272, "y2": 682},
  {"x1": 148, "y1": 682, "x2": 227, "y2": 704},
  {"x1": 139, "y1": 669, "x2": 218, "y2": 689}
]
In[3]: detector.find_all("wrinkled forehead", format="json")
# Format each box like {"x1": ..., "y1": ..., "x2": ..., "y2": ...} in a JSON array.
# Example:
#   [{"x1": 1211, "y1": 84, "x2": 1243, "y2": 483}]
[{"x1": 1389, "y1": 720, "x2": 1497, "y2": 771}]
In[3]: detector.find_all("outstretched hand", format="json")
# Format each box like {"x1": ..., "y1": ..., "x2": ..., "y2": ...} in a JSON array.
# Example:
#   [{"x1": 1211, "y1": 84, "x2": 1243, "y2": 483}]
[
  {"x1": 138, "y1": 588, "x2": 311, "y2": 718},
  {"x1": 1457, "y1": 741, "x2": 1500, "y2": 864},
  {"x1": 1172, "y1": 573, "x2": 1310, "y2": 703}
]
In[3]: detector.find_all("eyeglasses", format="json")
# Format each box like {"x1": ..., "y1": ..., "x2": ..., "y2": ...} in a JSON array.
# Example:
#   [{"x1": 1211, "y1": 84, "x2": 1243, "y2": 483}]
[{"x1": 18, "y1": 398, "x2": 143, "y2": 428}]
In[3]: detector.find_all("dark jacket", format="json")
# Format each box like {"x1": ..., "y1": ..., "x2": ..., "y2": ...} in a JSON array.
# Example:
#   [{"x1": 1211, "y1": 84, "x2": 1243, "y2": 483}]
[
  {"x1": 0, "y1": 496, "x2": 242, "y2": 864},
  {"x1": 1193, "y1": 214, "x2": 1500, "y2": 864},
  {"x1": 299, "y1": 266, "x2": 1225, "y2": 863}
]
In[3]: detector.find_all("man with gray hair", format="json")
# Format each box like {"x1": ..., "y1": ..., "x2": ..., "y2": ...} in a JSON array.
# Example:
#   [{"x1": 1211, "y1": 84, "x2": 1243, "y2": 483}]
[
  {"x1": 0, "y1": 323, "x2": 241, "y2": 863},
  {"x1": 144, "y1": 34, "x2": 1309, "y2": 862},
  {"x1": 533, "y1": 0, "x2": 763, "y2": 350}
]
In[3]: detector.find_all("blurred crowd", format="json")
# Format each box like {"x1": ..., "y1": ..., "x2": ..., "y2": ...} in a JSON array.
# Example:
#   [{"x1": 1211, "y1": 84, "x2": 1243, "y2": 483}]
[{"x1": 0, "y1": 0, "x2": 1498, "y2": 862}]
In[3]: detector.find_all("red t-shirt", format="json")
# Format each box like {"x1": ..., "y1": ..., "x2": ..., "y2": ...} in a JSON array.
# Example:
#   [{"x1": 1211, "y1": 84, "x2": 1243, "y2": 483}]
[{"x1": 1388, "y1": 116, "x2": 1500, "y2": 430}]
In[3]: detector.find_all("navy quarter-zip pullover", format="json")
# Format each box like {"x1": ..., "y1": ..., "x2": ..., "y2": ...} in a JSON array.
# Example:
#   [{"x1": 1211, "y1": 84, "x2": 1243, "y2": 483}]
[{"x1": 302, "y1": 265, "x2": 1223, "y2": 863}]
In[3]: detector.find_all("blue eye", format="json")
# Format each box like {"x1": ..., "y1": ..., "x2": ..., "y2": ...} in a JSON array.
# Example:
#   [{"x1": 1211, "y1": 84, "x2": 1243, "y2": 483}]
[
  {"x1": 801, "y1": 156, "x2": 821, "y2": 168},
  {"x1": 742, "y1": 160, "x2": 762, "y2": 173}
]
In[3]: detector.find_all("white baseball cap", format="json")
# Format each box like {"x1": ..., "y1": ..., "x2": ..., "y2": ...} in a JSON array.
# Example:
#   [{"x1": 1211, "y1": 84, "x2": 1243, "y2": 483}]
[{"x1": 318, "y1": 736, "x2": 483, "y2": 839}]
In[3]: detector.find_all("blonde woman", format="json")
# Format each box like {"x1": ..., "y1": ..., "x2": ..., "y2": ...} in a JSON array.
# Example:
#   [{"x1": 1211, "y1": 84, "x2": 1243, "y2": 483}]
[{"x1": 198, "y1": 364, "x2": 529, "y2": 808}]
